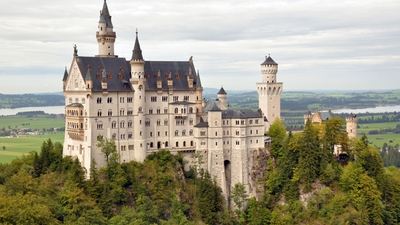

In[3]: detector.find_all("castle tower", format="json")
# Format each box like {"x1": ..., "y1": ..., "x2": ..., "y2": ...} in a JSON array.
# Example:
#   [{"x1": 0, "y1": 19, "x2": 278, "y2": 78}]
[
  {"x1": 346, "y1": 113, "x2": 358, "y2": 139},
  {"x1": 304, "y1": 110, "x2": 312, "y2": 124},
  {"x1": 129, "y1": 31, "x2": 147, "y2": 162},
  {"x1": 256, "y1": 55, "x2": 283, "y2": 131},
  {"x1": 96, "y1": 0, "x2": 116, "y2": 57},
  {"x1": 217, "y1": 87, "x2": 227, "y2": 110}
]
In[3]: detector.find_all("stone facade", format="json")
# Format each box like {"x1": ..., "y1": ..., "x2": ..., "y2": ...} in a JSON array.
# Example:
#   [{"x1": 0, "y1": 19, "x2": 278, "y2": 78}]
[{"x1": 62, "y1": 0, "x2": 282, "y2": 200}]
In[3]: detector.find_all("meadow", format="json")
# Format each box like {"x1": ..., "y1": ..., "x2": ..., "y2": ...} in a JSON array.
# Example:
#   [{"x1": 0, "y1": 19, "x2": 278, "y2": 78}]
[{"x1": 0, "y1": 115, "x2": 65, "y2": 164}]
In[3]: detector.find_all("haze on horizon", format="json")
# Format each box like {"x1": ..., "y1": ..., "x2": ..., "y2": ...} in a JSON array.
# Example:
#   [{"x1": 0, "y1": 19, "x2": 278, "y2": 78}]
[{"x1": 0, "y1": 0, "x2": 399, "y2": 94}]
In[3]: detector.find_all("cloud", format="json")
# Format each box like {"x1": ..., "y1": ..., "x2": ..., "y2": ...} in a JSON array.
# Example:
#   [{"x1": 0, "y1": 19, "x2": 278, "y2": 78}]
[{"x1": 0, "y1": 0, "x2": 399, "y2": 93}]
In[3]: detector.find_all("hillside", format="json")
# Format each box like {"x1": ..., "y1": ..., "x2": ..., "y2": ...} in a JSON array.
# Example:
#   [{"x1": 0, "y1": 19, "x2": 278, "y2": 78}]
[
  {"x1": 1, "y1": 118, "x2": 400, "y2": 224},
  {"x1": 0, "y1": 93, "x2": 64, "y2": 109}
]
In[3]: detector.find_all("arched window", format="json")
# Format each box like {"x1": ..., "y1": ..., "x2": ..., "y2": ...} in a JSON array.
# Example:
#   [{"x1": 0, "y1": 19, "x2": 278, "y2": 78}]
[
  {"x1": 97, "y1": 110, "x2": 102, "y2": 117},
  {"x1": 175, "y1": 130, "x2": 179, "y2": 136},
  {"x1": 182, "y1": 130, "x2": 186, "y2": 136},
  {"x1": 189, "y1": 107, "x2": 193, "y2": 113},
  {"x1": 189, "y1": 129, "x2": 193, "y2": 136},
  {"x1": 108, "y1": 109, "x2": 112, "y2": 116},
  {"x1": 190, "y1": 141, "x2": 194, "y2": 146},
  {"x1": 120, "y1": 109, "x2": 125, "y2": 116},
  {"x1": 164, "y1": 119, "x2": 168, "y2": 126},
  {"x1": 97, "y1": 97, "x2": 102, "y2": 104},
  {"x1": 138, "y1": 107, "x2": 142, "y2": 113},
  {"x1": 175, "y1": 108, "x2": 178, "y2": 114},
  {"x1": 157, "y1": 119, "x2": 161, "y2": 126},
  {"x1": 112, "y1": 133, "x2": 116, "y2": 140},
  {"x1": 165, "y1": 141, "x2": 169, "y2": 147},
  {"x1": 176, "y1": 142, "x2": 179, "y2": 147},
  {"x1": 183, "y1": 141, "x2": 186, "y2": 147},
  {"x1": 150, "y1": 142, "x2": 154, "y2": 148},
  {"x1": 112, "y1": 121, "x2": 116, "y2": 128},
  {"x1": 120, "y1": 121, "x2": 125, "y2": 128},
  {"x1": 189, "y1": 119, "x2": 193, "y2": 125},
  {"x1": 128, "y1": 120, "x2": 133, "y2": 128}
]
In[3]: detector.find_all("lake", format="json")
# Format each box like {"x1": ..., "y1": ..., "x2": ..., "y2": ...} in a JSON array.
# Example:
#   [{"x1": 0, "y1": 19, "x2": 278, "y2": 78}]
[
  {"x1": 331, "y1": 105, "x2": 400, "y2": 114},
  {"x1": 0, "y1": 104, "x2": 400, "y2": 116},
  {"x1": 0, "y1": 106, "x2": 65, "y2": 116}
]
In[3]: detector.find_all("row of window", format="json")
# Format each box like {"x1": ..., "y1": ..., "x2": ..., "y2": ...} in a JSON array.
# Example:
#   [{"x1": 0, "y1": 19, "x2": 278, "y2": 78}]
[
  {"x1": 97, "y1": 97, "x2": 133, "y2": 104},
  {"x1": 69, "y1": 97, "x2": 85, "y2": 104},
  {"x1": 199, "y1": 129, "x2": 259, "y2": 136}
]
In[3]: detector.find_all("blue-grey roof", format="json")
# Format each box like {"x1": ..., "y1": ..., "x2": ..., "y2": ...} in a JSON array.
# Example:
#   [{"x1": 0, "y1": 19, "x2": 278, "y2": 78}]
[
  {"x1": 221, "y1": 109, "x2": 262, "y2": 119},
  {"x1": 194, "y1": 121, "x2": 209, "y2": 128},
  {"x1": 66, "y1": 103, "x2": 83, "y2": 107},
  {"x1": 209, "y1": 102, "x2": 221, "y2": 111},
  {"x1": 62, "y1": 67, "x2": 68, "y2": 81},
  {"x1": 218, "y1": 87, "x2": 227, "y2": 95},
  {"x1": 320, "y1": 111, "x2": 333, "y2": 121},
  {"x1": 100, "y1": 0, "x2": 113, "y2": 28},
  {"x1": 85, "y1": 67, "x2": 92, "y2": 80},
  {"x1": 169, "y1": 101, "x2": 195, "y2": 105},
  {"x1": 196, "y1": 70, "x2": 202, "y2": 88},
  {"x1": 131, "y1": 32, "x2": 143, "y2": 60},
  {"x1": 72, "y1": 56, "x2": 199, "y2": 92},
  {"x1": 261, "y1": 56, "x2": 278, "y2": 65}
]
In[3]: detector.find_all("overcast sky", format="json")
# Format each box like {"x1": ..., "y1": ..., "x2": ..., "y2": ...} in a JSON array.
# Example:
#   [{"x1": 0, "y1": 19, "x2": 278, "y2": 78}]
[{"x1": 0, "y1": 0, "x2": 399, "y2": 94}]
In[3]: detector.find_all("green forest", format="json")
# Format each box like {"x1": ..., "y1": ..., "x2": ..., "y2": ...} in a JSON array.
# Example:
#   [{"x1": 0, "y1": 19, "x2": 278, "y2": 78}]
[
  {"x1": 0, "y1": 94, "x2": 64, "y2": 109},
  {"x1": 1, "y1": 118, "x2": 400, "y2": 224}
]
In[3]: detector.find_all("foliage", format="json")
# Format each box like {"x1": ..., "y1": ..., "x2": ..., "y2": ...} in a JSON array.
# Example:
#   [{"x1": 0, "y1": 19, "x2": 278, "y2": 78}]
[{"x1": 266, "y1": 117, "x2": 287, "y2": 162}]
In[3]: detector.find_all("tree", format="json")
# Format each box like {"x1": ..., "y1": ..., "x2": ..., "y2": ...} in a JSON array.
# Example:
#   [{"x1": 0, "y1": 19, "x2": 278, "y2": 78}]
[
  {"x1": 298, "y1": 119, "x2": 321, "y2": 192},
  {"x1": 266, "y1": 117, "x2": 287, "y2": 162},
  {"x1": 96, "y1": 136, "x2": 117, "y2": 164},
  {"x1": 197, "y1": 170, "x2": 223, "y2": 225},
  {"x1": 231, "y1": 182, "x2": 249, "y2": 215}
]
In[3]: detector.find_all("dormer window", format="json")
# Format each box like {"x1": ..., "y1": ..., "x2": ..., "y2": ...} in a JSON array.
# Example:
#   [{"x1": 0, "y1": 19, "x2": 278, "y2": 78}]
[
  {"x1": 99, "y1": 67, "x2": 103, "y2": 71},
  {"x1": 97, "y1": 73, "x2": 101, "y2": 79},
  {"x1": 108, "y1": 73, "x2": 112, "y2": 79},
  {"x1": 176, "y1": 73, "x2": 179, "y2": 79}
]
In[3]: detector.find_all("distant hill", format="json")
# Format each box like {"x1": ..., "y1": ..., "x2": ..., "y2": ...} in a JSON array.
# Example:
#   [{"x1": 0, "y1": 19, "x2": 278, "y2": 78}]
[{"x1": 0, "y1": 93, "x2": 64, "y2": 109}]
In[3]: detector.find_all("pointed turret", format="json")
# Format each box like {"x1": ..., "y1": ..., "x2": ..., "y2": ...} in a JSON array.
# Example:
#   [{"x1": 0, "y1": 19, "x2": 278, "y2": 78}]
[
  {"x1": 131, "y1": 30, "x2": 143, "y2": 60},
  {"x1": 96, "y1": 0, "x2": 116, "y2": 57},
  {"x1": 62, "y1": 67, "x2": 68, "y2": 81},
  {"x1": 196, "y1": 70, "x2": 202, "y2": 88},
  {"x1": 100, "y1": 0, "x2": 113, "y2": 28},
  {"x1": 85, "y1": 67, "x2": 93, "y2": 91}
]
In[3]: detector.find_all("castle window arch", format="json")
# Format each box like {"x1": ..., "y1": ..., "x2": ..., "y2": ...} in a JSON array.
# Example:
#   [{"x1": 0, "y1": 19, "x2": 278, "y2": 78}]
[
  {"x1": 189, "y1": 107, "x2": 193, "y2": 113},
  {"x1": 182, "y1": 130, "x2": 186, "y2": 136},
  {"x1": 157, "y1": 119, "x2": 161, "y2": 126},
  {"x1": 128, "y1": 120, "x2": 132, "y2": 128},
  {"x1": 108, "y1": 109, "x2": 112, "y2": 116},
  {"x1": 120, "y1": 109, "x2": 125, "y2": 116},
  {"x1": 112, "y1": 121, "x2": 117, "y2": 129},
  {"x1": 164, "y1": 119, "x2": 168, "y2": 126},
  {"x1": 97, "y1": 110, "x2": 102, "y2": 117},
  {"x1": 189, "y1": 129, "x2": 193, "y2": 136},
  {"x1": 138, "y1": 107, "x2": 142, "y2": 113},
  {"x1": 175, "y1": 130, "x2": 179, "y2": 136},
  {"x1": 176, "y1": 142, "x2": 179, "y2": 147},
  {"x1": 189, "y1": 119, "x2": 193, "y2": 125},
  {"x1": 175, "y1": 108, "x2": 178, "y2": 114},
  {"x1": 120, "y1": 121, "x2": 125, "y2": 128},
  {"x1": 97, "y1": 97, "x2": 102, "y2": 104},
  {"x1": 112, "y1": 133, "x2": 116, "y2": 140}
]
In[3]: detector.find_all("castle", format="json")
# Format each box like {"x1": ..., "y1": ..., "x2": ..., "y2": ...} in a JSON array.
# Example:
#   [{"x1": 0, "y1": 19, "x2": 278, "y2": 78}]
[{"x1": 62, "y1": 1, "x2": 356, "y2": 200}]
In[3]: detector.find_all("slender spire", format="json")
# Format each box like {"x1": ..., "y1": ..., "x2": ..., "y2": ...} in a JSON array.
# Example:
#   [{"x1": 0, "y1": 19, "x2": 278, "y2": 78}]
[
  {"x1": 85, "y1": 66, "x2": 92, "y2": 80},
  {"x1": 196, "y1": 70, "x2": 202, "y2": 88},
  {"x1": 131, "y1": 29, "x2": 143, "y2": 60},
  {"x1": 100, "y1": 0, "x2": 113, "y2": 28},
  {"x1": 62, "y1": 67, "x2": 68, "y2": 81}
]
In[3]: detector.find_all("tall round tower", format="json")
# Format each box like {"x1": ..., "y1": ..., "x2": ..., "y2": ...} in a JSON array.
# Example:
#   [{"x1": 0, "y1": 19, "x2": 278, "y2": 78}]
[
  {"x1": 96, "y1": 0, "x2": 116, "y2": 57},
  {"x1": 346, "y1": 113, "x2": 358, "y2": 139},
  {"x1": 261, "y1": 55, "x2": 278, "y2": 84},
  {"x1": 217, "y1": 86, "x2": 227, "y2": 110}
]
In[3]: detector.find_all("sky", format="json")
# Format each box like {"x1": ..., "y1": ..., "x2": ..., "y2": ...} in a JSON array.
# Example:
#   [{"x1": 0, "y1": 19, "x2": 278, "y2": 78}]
[{"x1": 0, "y1": 0, "x2": 399, "y2": 94}]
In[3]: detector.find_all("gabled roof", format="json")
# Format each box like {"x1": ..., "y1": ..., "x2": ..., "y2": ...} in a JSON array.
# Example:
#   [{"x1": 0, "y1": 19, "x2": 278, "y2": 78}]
[
  {"x1": 62, "y1": 67, "x2": 68, "y2": 81},
  {"x1": 194, "y1": 121, "x2": 209, "y2": 128},
  {"x1": 131, "y1": 31, "x2": 143, "y2": 60},
  {"x1": 218, "y1": 87, "x2": 227, "y2": 95},
  {"x1": 261, "y1": 55, "x2": 278, "y2": 65}
]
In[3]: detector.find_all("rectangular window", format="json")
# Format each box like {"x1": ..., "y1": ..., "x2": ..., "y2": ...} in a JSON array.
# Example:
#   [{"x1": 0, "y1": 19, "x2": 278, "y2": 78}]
[
  {"x1": 127, "y1": 97, "x2": 133, "y2": 103},
  {"x1": 200, "y1": 131, "x2": 206, "y2": 136},
  {"x1": 128, "y1": 145, "x2": 134, "y2": 150},
  {"x1": 173, "y1": 96, "x2": 179, "y2": 101},
  {"x1": 151, "y1": 96, "x2": 157, "y2": 102},
  {"x1": 184, "y1": 96, "x2": 189, "y2": 101},
  {"x1": 149, "y1": 109, "x2": 153, "y2": 114},
  {"x1": 120, "y1": 97, "x2": 124, "y2": 103},
  {"x1": 255, "y1": 119, "x2": 259, "y2": 124},
  {"x1": 162, "y1": 96, "x2": 168, "y2": 102},
  {"x1": 236, "y1": 120, "x2": 239, "y2": 125},
  {"x1": 164, "y1": 108, "x2": 168, "y2": 114},
  {"x1": 249, "y1": 120, "x2": 253, "y2": 124}
]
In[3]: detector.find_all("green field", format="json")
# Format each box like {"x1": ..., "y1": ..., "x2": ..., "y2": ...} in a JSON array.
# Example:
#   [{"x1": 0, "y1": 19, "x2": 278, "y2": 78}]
[
  {"x1": 0, "y1": 133, "x2": 64, "y2": 164},
  {"x1": 357, "y1": 122, "x2": 400, "y2": 147},
  {"x1": 0, "y1": 115, "x2": 65, "y2": 130}
]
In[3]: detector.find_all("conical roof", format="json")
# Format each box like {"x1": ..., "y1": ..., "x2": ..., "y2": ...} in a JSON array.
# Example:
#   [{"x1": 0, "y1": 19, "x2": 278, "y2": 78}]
[
  {"x1": 261, "y1": 55, "x2": 278, "y2": 65},
  {"x1": 100, "y1": 0, "x2": 113, "y2": 28},
  {"x1": 85, "y1": 67, "x2": 92, "y2": 80},
  {"x1": 62, "y1": 67, "x2": 68, "y2": 81},
  {"x1": 131, "y1": 31, "x2": 143, "y2": 60},
  {"x1": 196, "y1": 70, "x2": 202, "y2": 88},
  {"x1": 218, "y1": 87, "x2": 227, "y2": 95}
]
